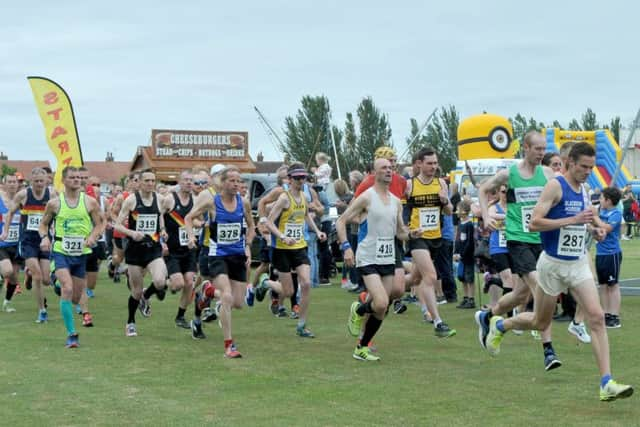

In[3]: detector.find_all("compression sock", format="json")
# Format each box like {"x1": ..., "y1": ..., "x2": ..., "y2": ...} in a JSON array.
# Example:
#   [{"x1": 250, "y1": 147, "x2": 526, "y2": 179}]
[{"x1": 60, "y1": 299, "x2": 76, "y2": 335}]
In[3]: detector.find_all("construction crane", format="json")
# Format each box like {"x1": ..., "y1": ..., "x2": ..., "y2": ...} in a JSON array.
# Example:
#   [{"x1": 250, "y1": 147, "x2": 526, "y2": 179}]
[{"x1": 254, "y1": 106, "x2": 284, "y2": 155}]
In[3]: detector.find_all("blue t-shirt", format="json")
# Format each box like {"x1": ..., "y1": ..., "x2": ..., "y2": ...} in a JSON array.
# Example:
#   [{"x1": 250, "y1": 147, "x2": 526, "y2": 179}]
[
  {"x1": 441, "y1": 214, "x2": 454, "y2": 241},
  {"x1": 596, "y1": 207, "x2": 622, "y2": 255}
]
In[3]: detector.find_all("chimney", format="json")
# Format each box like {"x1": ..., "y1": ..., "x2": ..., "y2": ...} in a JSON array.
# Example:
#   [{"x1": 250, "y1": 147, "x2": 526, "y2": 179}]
[
  {"x1": 105, "y1": 152, "x2": 114, "y2": 162},
  {"x1": 257, "y1": 151, "x2": 264, "y2": 162}
]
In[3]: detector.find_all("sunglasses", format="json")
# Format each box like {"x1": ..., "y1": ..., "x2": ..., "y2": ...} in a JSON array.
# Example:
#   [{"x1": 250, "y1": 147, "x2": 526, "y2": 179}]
[
  {"x1": 193, "y1": 180, "x2": 208, "y2": 186},
  {"x1": 291, "y1": 176, "x2": 307, "y2": 181}
]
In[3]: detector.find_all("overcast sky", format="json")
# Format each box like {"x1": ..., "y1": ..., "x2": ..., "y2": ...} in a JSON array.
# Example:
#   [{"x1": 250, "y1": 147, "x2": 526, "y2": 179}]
[{"x1": 1, "y1": 1, "x2": 638, "y2": 165}]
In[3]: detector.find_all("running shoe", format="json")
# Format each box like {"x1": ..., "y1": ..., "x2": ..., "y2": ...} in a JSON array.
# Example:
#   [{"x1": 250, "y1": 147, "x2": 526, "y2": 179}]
[
  {"x1": 544, "y1": 350, "x2": 562, "y2": 371},
  {"x1": 290, "y1": 304, "x2": 300, "y2": 319},
  {"x1": 82, "y1": 312, "x2": 94, "y2": 327},
  {"x1": 190, "y1": 320, "x2": 205, "y2": 339},
  {"x1": 296, "y1": 324, "x2": 315, "y2": 338},
  {"x1": 606, "y1": 315, "x2": 622, "y2": 329},
  {"x1": 276, "y1": 307, "x2": 288, "y2": 318},
  {"x1": 434, "y1": 322, "x2": 456, "y2": 338},
  {"x1": 348, "y1": 301, "x2": 363, "y2": 337},
  {"x1": 2, "y1": 300, "x2": 16, "y2": 313},
  {"x1": 255, "y1": 273, "x2": 269, "y2": 302},
  {"x1": 125, "y1": 323, "x2": 137, "y2": 337},
  {"x1": 474, "y1": 310, "x2": 490, "y2": 350},
  {"x1": 269, "y1": 297, "x2": 279, "y2": 315},
  {"x1": 244, "y1": 284, "x2": 255, "y2": 307},
  {"x1": 138, "y1": 296, "x2": 151, "y2": 317},
  {"x1": 568, "y1": 321, "x2": 591, "y2": 344},
  {"x1": 485, "y1": 316, "x2": 504, "y2": 355},
  {"x1": 353, "y1": 345, "x2": 380, "y2": 361},
  {"x1": 600, "y1": 380, "x2": 634, "y2": 401},
  {"x1": 393, "y1": 300, "x2": 407, "y2": 314},
  {"x1": 35, "y1": 310, "x2": 48, "y2": 323},
  {"x1": 202, "y1": 306, "x2": 217, "y2": 323},
  {"x1": 197, "y1": 281, "x2": 214, "y2": 310},
  {"x1": 224, "y1": 343, "x2": 242, "y2": 359},
  {"x1": 175, "y1": 317, "x2": 190, "y2": 329},
  {"x1": 436, "y1": 296, "x2": 447, "y2": 305},
  {"x1": 86, "y1": 288, "x2": 95, "y2": 298},
  {"x1": 65, "y1": 333, "x2": 79, "y2": 348}
]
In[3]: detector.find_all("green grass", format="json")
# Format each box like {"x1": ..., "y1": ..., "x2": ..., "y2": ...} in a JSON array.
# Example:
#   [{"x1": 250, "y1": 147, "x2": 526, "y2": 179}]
[{"x1": 1, "y1": 239, "x2": 639, "y2": 426}]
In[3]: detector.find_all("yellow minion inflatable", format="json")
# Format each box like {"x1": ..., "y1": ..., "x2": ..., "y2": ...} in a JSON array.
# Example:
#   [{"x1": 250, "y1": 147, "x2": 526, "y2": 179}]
[{"x1": 457, "y1": 113, "x2": 519, "y2": 160}]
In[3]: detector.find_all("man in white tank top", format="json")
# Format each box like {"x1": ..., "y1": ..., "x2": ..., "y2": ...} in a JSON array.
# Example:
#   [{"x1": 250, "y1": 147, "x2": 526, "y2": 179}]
[{"x1": 336, "y1": 158, "x2": 413, "y2": 361}]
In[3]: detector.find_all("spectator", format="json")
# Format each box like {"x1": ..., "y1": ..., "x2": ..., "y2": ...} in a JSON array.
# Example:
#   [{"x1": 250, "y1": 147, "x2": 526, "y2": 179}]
[
  {"x1": 621, "y1": 185, "x2": 636, "y2": 240},
  {"x1": 314, "y1": 152, "x2": 332, "y2": 189},
  {"x1": 454, "y1": 200, "x2": 475, "y2": 309}
]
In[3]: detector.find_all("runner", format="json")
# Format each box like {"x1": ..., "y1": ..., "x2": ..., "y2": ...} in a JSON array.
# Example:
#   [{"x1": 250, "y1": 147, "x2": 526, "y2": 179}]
[
  {"x1": 476, "y1": 131, "x2": 561, "y2": 370},
  {"x1": 113, "y1": 170, "x2": 169, "y2": 337},
  {"x1": 38, "y1": 166, "x2": 103, "y2": 348},
  {"x1": 255, "y1": 163, "x2": 326, "y2": 338},
  {"x1": 339, "y1": 158, "x2": 411, "y2": 361},
  {"x1": 161, "y1": 170, "x2": 198, "y2": 329},
  {"x1": 405, "y1": 147, "x2": 456, "y2": 337},
  {"x1": 1, "y1": 167, "x2": 56, "y2": 322},
  {"x1": 185, "y1": 166, "x2": 255, "y2": 357},
  {"x1": 483, "y1": 142, "x2": 633, "y2": 401},
  {"x1": 0, "y1": 174, "x2": 21, "y2": 312}
]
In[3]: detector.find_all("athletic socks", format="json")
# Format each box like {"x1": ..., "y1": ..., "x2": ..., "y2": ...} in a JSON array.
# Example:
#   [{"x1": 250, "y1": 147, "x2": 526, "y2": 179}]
[
  {"x1": 601, "y1": 374, "x2": 612, "y2": 388},
  {"x1": 127, "y1": 296, "x2": 139, "y2": 324},
  {"x1": 176, "y1": 307, "x2": 186, "y2": 319},
  {"x1": 356, "y1": 301, "x2": 374, "y2": 316},
  {"x1": 143, "y1": 285, "x2": 157, "y2": 300},
  {"x1": 5, "y1": 282, "x2": 16, "y2": 301},
  {"x1": 60, "y1": 299, "x2": 76, "y2": 335},
  {"x1": 360, "y1": 315, "x2": 383, "y2": 347}
]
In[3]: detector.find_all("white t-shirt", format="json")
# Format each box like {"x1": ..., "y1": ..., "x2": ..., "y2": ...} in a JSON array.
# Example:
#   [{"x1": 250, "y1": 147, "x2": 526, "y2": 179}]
[{"x1": 315, "y1": 164, "x2": 332, "y2": 186}]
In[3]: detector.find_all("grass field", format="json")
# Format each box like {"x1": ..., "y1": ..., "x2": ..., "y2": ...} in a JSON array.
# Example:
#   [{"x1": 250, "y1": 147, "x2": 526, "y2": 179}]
[{"x1": 1, "y1": 240, "x2": 639, "y2": 426}]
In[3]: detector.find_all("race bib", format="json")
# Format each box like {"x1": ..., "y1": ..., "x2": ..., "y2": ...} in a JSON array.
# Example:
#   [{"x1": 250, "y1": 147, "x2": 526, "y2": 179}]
[
  {"x1": 62, "y1": 235, "x2": 85, "y2": 256},
  {"x1": 26, "y1": 214, "x2": 42, "y2": 231},
  {"x1": 135, "y1": 214, "x2": 158, "y2": 235},
  {"x1": 498, "y1": 230, "x2": 507, "y2": 248},
  {"x1": 284, "y1": 223, "x2": 304, "y2": 242},
  {"x1": 557, "y1": 225, "x2": 586, "y2": 257},
  {"x1": 217, "y1": 223, "x2": 242, "y2": 244},
  {"x1": 521, "y1": 206, "x2": 534, "y2": 232},
  {"x1": 179, "y1": 227, "x2": 189, "y2": 246},
  {"x1": 419, "y1": 207, "x2": 440, "y2": 231},
  {"x1": 375, "y1": 237, "x2": 395, "y2": 264},
  {"x1": 6, "y1": 224, "x2": 19, "y2": 243}
]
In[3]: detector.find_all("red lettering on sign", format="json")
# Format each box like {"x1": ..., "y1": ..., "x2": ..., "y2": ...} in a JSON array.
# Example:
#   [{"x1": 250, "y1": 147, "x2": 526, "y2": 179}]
[
  {"x1": 46, "y1": 108, "x2": 63, "y2": 121},
  {"x1": 58, "y1": 141, "x2": 69, "y2": 154},
  {"x1": 44, "y1": 91, "x2": 58, "y2": 105},
  {"x1": 50, "y1": 126, "x2": 67, "y2": 140},
  {"x1": 62, "y1": 157, "x2": 73, "y2": 166}
]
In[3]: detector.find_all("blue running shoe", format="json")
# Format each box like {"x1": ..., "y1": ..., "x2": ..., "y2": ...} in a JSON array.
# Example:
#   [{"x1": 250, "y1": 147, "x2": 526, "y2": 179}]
[
  {"x1": 86, "y1": 288, "x2": 94, "y2": 298},
  {"x1": 544, "y1": 350, "x2": 562, "y2": 371},
  {"x1": 245, "y1": 284, "x2": 255, "y2": 307},
  {"x1": 36, "y1": 310, "x2": 48, "y2": 323},
  {"x1": 65, "y1": 333, "x2": 79, "y2": 348},
  {"x1": 474, "y1": 310, "x2": 490, "y2": 350}
]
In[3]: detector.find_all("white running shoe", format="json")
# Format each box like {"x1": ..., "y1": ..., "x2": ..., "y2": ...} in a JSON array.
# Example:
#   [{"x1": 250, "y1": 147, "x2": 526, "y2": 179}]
[{"x1": 568, "y1": 321, "x2": 592, "y2": 344}]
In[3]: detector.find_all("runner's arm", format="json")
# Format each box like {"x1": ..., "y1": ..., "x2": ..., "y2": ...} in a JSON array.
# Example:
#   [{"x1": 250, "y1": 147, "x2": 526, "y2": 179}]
[
  {"x1": 479, "y1": 170, "x2": 508, "y2": 230},
  {"x1": 530, "y1": 179, "x2": 591, "y2": 232},
  {"x1": 184, "y1": 190, "x2": 214, "y2": 245}
]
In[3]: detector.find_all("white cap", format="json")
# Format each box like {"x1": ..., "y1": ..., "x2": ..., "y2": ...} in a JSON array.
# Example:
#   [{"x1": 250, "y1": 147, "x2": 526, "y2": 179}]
[{"x1": 210, "y1": 164, "x2": 226, "y2": 175}]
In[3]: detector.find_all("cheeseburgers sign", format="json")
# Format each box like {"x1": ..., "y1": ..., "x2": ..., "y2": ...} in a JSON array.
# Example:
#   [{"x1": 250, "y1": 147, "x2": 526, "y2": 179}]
[{"x1": 151, "y1": 129, "x2": 248, "y2": 160}]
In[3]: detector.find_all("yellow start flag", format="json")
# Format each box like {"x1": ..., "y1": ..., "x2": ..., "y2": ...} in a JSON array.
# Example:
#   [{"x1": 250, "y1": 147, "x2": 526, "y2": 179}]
[{"x1": 27, "y1": 76, "x2": 84, "y2": 189}]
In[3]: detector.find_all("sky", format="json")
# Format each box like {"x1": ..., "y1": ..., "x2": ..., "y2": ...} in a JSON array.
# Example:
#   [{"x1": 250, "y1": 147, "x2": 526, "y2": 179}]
[{"x1": 1, "y1": 1, "x2": 639, "y2": 166}]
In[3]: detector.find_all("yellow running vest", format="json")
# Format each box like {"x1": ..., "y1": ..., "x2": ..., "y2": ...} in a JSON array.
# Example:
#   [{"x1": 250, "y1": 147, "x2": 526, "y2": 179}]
[
  {"x1": 408, "y1": 177, "x2": 443, "y2": 239},
  {"x1": 275, "y1": 191, "x2": 307, "y2": 250}
]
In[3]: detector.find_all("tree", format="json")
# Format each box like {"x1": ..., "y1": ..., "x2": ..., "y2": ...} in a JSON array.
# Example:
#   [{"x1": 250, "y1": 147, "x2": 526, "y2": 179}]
[
  {"x1": 552, "y1": 120, "x2": 564, "y2": 130},
  {"x1": 416, "y1": 105, "x2": 459, "y2": 173},
  {"x1": 282, "y1": 95, "x2": 334, "y2": 172},
  {"x1": 1, "y1": 163, "x2": 17, "y2": 179},
  {"x1": 568, "y1": 119, "x2": 582, "y2": 131},
  {"x1": 509, "y1": 113, "x2": 529, "y2": 142},
  {"x1": 609, "y1": 116, "x2": 622, "y2": 143},
  {"x1": 581, "y1": 108, "x2": 599, "y2": 131},
  {"x1": 339, "y1": 97, "x2": 393, "y2": 175}
]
